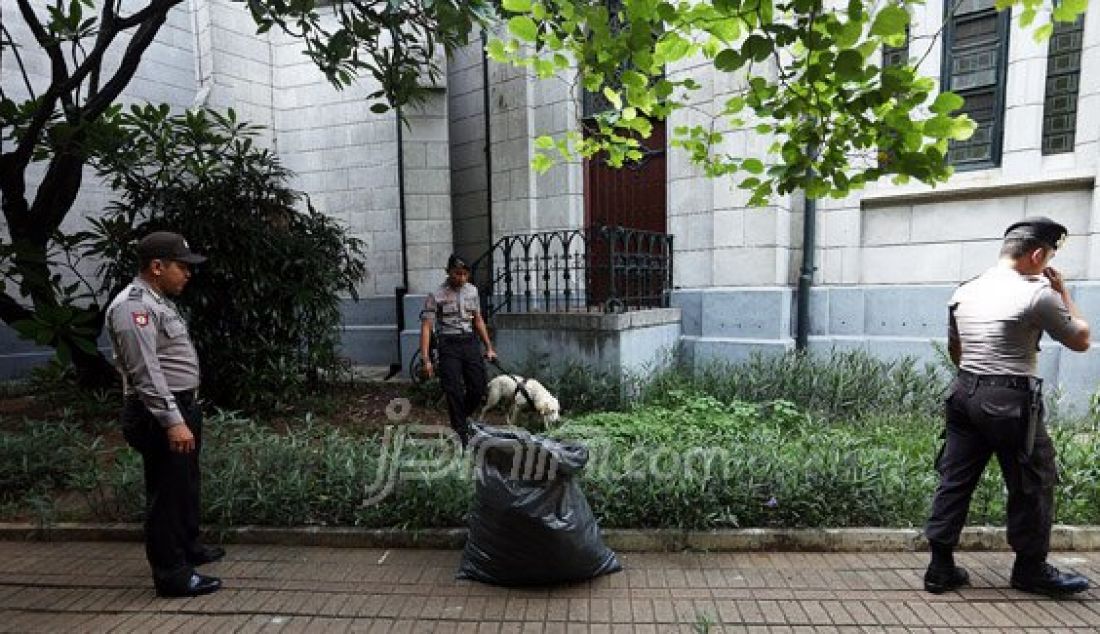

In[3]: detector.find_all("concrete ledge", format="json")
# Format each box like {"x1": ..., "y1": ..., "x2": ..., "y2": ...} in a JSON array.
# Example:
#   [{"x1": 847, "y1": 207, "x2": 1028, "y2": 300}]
[
  {"x1": 3, "y1": 523, "x2": 1099, "y2": 551},
  {"x1": 860, "y1": 172, "x2": 1094, "y2": 209},
  {"x1": 495, "y1": 308, "x2": 681, "y2": 332}
]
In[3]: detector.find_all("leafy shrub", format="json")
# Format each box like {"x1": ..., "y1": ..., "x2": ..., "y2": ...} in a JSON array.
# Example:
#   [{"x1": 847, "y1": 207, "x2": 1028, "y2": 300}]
[
  {"x1": 8, "y1": 397, "x2": 1100, "y2": 530},
  {"x1": 90, "y1": 106, "x2": 366, "y2": 411},
  {"x1": 642, "y1": 349, "x2": 950, "y2": 420},
  {"x1": 0, "y1": 420, "x2": 90, "y2": 503}
]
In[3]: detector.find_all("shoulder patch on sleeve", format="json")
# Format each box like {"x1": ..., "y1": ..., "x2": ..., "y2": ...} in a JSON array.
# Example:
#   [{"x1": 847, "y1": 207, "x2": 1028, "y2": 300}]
[
  {"x1": 128, "y1": 286, "x2": 144, "y2": 300},
  {"x1": 132, "y1": 312, "x2": 150, "y2": 327}
]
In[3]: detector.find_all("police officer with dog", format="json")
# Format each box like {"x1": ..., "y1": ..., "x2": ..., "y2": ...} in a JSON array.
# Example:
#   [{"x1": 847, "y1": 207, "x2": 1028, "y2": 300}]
[
  {"x1": 924, "y1": 217, "x2": 1091, "y2": 596},
  {"x1": 106, "y1": 232, "x2": 223, "y2": 597},
  {"x1": 420, "y1": 254, "x2": 497, "y2": 445}
]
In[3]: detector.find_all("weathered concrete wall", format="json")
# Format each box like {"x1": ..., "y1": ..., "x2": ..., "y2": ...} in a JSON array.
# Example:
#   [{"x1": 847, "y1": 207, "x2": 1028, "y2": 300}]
[{"x1": 492, "y1": 309, "x2": 682, "y2": 386}]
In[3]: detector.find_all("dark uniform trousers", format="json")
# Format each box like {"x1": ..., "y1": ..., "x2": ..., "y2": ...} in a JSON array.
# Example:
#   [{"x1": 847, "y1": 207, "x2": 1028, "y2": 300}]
[
  {"x1": 436, "y1": 333, "x2": 487, "y2": 444},
  {"x1": 926, "y1": 372, "x2": 1057, "y2": 561},
  {"x1": 121, "y1": 391, "x2": 203, "y2": 586}
]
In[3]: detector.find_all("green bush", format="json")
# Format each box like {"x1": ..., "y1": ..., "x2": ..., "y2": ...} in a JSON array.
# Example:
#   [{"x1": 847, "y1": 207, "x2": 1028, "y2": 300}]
[
  {"x1": 90, "y1": 106, "x2": 366, "y2": 411},
  {"x1": 0, "y1": 418, "x2": 116, "y2": 523},
  {"x1": 0, "y1": 420, "x2": 90, "y2": 504},
  {"x1": 641, "y1": 349, "x2": 951, "y2": 420},
  {"x1": 555, "y1": 400, "x2": 1100, "y2": 529},
  {"x1": 7, "y1": 398, "x2": 1099, "y2": 530}
]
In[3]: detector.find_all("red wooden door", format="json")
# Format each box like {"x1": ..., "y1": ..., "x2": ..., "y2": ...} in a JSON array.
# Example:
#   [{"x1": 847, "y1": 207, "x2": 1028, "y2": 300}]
[{"x1": 583, "y1": 120, "x2": 668, "y2": 309}]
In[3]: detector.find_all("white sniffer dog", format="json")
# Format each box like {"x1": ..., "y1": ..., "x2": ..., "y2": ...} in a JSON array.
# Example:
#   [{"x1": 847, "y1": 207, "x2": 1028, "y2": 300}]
[{"x1": 480, "y1": 374, "x2": 561, "y2": 426}]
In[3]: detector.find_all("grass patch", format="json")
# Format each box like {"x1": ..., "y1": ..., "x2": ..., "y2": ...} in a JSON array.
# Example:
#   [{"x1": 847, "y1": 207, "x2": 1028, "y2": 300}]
[
  {"x1": 3, "y1": 398, "x2": 1099, "y2": 530},
  {"x1": 4, "y1": 349, "x2": 1097, "y2": 530},
  {"x1": 640, "y1": 349, "x2": 951, "y2": 420}
]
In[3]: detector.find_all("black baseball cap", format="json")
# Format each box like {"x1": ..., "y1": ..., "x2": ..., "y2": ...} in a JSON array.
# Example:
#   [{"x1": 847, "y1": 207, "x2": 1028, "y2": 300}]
[
  {"x1": 1004, "y1": 216, "x2": 1068, "y2": 250},
  {"x1": 137, "y1": 231, "x2": 207, "y2": 264},
  {"x1": 446, "y1": 253, "x2": 469, "y2": 271}
]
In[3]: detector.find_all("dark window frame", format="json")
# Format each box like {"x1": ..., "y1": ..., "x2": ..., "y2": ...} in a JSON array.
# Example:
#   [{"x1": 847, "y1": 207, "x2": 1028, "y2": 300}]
[
  {"x1": 1041, "y1": 13, "x2": 1086, "y2": 155},
  {"x1": 941, "y1": 0, "x2": 1012, "y2": 171}
]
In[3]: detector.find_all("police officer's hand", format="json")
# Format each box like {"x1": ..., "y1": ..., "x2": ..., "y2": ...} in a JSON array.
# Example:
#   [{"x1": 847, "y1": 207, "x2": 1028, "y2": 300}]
[
  {"x1": 484, "y1": 348, "x2": 497, "y2": 362},
  {"x1": 1043, "y1": 267, "x2": 1067, "y2": 294},
  {"x1": 166, "y1": 422, "x2": 195, "y2": 453},
  {"x1": 421, "y1": 361, "x2": 434, "y2": 379}
]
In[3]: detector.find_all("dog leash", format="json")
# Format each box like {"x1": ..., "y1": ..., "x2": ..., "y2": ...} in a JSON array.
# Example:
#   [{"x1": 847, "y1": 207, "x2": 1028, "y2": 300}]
[{"x1": 487, "y1": 357, "x2": 536, "y2": 411}]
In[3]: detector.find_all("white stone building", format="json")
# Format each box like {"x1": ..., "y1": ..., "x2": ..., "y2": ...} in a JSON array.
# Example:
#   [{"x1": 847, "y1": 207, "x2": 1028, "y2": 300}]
[{"x1": 2, "y1": 0, "x2": 1098, "y2": 407}]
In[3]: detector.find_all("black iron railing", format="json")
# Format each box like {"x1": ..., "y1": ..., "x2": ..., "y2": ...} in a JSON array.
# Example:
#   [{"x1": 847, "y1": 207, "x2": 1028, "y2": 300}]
[{"x1": 468, "y1": 226, "x2": 674, "y2": 320}]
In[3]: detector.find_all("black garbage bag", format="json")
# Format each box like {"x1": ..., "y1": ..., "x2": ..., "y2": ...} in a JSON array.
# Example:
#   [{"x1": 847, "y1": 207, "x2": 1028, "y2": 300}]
[{"x1": 456, "y1": 423, "x2": 622, "y2": 586}]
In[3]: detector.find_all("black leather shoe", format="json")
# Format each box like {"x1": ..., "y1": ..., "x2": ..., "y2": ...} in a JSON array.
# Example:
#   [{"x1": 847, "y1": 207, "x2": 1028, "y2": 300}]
[
  {"x1": 1011, "y1": 563, "x2": 1090, "y2": 596},
  {"x1": 924, "y1": 565, "x2": 970, "y2": 594},
  {"x1": 155, "y1": 573, "x2": 222, "y2": 598},
  {"x1": 187, "y1": 545, "x2": 226, "y2": 566}
]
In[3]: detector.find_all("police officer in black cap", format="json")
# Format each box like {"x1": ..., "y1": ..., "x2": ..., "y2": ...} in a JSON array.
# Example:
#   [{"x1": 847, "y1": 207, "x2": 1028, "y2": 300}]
[
  {"x1": 105, "y1": 232, "x2": 223, "y2": 597},
  {"x1": 420, "y1": 254, "x2": 497, "y2": 445},
  {"x1": 924, "y1": 216, "x2": 1091, "y2": 596}
]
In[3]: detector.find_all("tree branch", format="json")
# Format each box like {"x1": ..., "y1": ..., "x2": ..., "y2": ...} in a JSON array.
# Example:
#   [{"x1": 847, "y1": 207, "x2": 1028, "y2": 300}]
[
  {"x1": 115, "y1": 0, "x2": 178, "y2": 30},
  {"x1": 1, "y1": 24, "x2": 37, "y2": 100},
  {"x1": 82, "y1": 8, "x2": 173, "y2": 120},
  {"x1": 88, "y1": 1, "x2": 122, "y2": 99},
  {"x1": 10, "y1": 0, "x2": 69, "y2": 169}
]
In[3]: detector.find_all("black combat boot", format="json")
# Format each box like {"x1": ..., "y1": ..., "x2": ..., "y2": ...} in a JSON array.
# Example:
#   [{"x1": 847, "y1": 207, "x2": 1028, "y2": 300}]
[
  {"x1": 1011, "y1": 559, "x2": 1090, "y2": 596},
  {"x1": 924, "y1": 543, "x2": 970, "y2": 594}
]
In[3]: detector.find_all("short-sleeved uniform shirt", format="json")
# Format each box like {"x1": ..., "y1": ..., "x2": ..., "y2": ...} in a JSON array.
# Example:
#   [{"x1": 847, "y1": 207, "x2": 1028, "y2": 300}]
[
  {"x1": 105, "y1": 277, "x2": 200, "y2": 426},
  {"x1": 422, "y1": 282, "x2": 480, "y2": 336},
  {"x1": 949, "y1": 266, "x2": 1085, "y2": 376}
]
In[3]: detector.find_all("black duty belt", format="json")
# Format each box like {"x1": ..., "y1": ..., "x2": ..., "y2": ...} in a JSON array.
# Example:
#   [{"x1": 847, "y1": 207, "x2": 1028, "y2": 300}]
[
  {"x1": 125, "y1": 388, "x2": 198, "y2": 408},
  {"x1": 438, "y1": 333, "x2": 476, "y2": 342},
  {"x1": 173, "y1": 388, "x2": 198, "y2": 404},
  {"x1": 956, "y1": 370, "x2": 1033, "y2": 391}
]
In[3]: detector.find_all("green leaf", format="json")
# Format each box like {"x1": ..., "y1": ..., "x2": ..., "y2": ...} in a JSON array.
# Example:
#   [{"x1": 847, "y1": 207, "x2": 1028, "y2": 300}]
[
  {"x1": 835, "y1": 49, "x2": 864, "y2": 81},
  {"x1": 603, "y1": 87, "x2": 623, "y2": 110},
  {"x1": 742, "y1": 158, "x2": 764, "y2": 174},
  {"x1": 743, "y1": 35, "x2": 773, "y2": 63},
  {"x1": 655, "y1": 33, "x2": 693, "y2": 63},
  {"x1": 923, "y1": 115, "x2": 953, "y2": 138},
  {"x1": 535, "y1": 135, "x2": 555, "y2": 149},
  {"x1": 714, "y1": 49, "x2": 745, "y2": 72},
  {"x1": 949, "y1": 116, "x2": 976, "y2": 141},
  {"x1": 929, "y1": 91, "x2": 965, "y2": 114},
  {"x1": 621, "y1": 70, "x2": 647, "y2": 89},
  {"x1": 1032, "y1": 23, "x2": 1054, "y2": 43},
  {"x1": 502, "y1": 0, "x2": 531, "y2": 13},
  {"x1": 836, "y1": 20, "x2": 863, "y2": 49},
  {"x1": 532, "y1": 152, "x2": 555, "y2": 173},
  {"x1": 870, "y1": 6, "x2": 909, "y2": 38},
  {"x1": 508, "y1": 16, "x2": 539, "y2": 43},
  {"x1": 486, "y1": 38, "x2": 508, "y2": 62}
]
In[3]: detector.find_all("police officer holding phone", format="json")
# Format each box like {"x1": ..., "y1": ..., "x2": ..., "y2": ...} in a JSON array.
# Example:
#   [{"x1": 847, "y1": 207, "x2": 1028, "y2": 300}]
[
  {"x1": 420, "y1": 254, "x2": 497, "y2": 445},
  {"x1": 106, "y1": 232, "x2": 223, "y2": 597},
  {"x1": 924, "y1": 217, "x2": 1092, "y2": 596}
]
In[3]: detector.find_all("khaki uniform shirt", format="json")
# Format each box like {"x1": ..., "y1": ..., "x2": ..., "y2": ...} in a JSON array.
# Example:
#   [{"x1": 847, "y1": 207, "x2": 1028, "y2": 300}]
[
  {"x1": 950, "y1": 266, "x2": 1085, "y2": 376},
  {"x1": 422, "y1": 282, "x2": 480, "y2": 336},
  {"x1": 106, "y1": 277, "x2": 200, "y2": 426}
]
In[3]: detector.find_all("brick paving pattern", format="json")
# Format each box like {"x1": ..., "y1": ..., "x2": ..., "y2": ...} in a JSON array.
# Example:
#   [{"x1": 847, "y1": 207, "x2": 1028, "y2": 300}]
[{"x1": 0, "y1": 542, "x2": 1098, "y2": 632}]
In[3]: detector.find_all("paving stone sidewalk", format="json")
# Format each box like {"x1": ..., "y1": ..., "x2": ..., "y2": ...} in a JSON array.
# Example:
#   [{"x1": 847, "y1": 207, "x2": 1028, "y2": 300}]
[{"x1": 1, "y1": 541, "x2": 1099, "y2": 632}]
